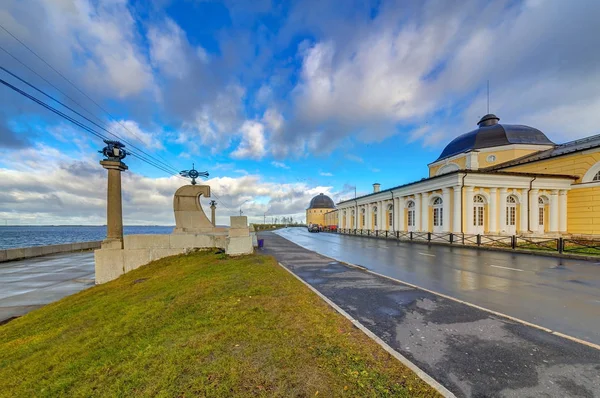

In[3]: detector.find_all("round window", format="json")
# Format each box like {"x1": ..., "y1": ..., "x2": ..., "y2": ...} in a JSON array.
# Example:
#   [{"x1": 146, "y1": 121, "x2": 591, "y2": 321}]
[{"x1": 487, "y1": 154, "x2": 496, "y2": 163}]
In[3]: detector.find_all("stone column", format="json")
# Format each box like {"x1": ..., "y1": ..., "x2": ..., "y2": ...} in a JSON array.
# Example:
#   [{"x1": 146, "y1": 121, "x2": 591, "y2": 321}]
[
  {"x1": 397, "y1": 197, "x2": 404, "y2": 231},
  {"x1": 442, "y1": 188, "x2": 451, "y2": 232},
  {"x1": 421, "y1": 192, "x2": 429, "y2": 232},
  {"x1": 100, "y1": 160, "x2": 128, "y2": 249},
  {"x1": 529, "y1": 189, "x2": 539, "y2": 233},
  {"x1": 499, "y1": 188, "x2": 508, "y2": 233},
  {"x1": 465, "y1": 186, "x2": 474, "y2": 234},
  {"x1": 415, "y1": 193, "x2": 422, "y2": 231},
  {"x1": 549, "y1": 190, "x2": 559, "y2": 232},
  {"x1": 559, "y1": 190, "x2": 568, "y2": 233},
  {"x1": 519, "y1": 189, "x2": 528, "y2": 233},
  {"x1": 453, "y1": 186, "x2": 462, "y2": 233},
  {"x1": 210, "y1": 201, "x2": 217, "y2": 226},
  {"x1": 489, "y1": 188, "x2": 498, "y2": 233}
]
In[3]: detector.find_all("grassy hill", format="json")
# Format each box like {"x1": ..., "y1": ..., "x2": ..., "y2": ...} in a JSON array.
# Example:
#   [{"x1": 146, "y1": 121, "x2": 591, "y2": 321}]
[{"x1": 0, "y1": 250, "x2": 438, "y2": 397}]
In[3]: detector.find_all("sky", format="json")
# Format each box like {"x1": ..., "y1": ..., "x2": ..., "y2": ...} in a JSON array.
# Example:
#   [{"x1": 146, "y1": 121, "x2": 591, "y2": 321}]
[{"x1": 0, "y1": 0, "x2": 599, "y2": 226}]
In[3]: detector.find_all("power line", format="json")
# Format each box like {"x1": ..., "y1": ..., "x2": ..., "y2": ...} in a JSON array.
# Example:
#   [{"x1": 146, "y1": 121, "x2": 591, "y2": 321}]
[
  {"x1": 0, "y1": 64, "x2": 180, "y2": 175},
  {"x1": 0, "y1": 76, "x2": 184, "y2": 179},
  {"x1": 0, "y1": 23, "x2": 176, "y2": 168}
]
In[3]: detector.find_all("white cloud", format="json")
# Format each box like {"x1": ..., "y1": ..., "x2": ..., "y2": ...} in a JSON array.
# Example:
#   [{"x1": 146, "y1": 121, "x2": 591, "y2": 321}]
[
  {"x1": 319, "y1": 171, "x2": 333, "y2": 176},
  {"x1": 271, "y1": 161, "x2": 290, "y2": 169},
  {"x1": 107, "y1": 120, "x2": 164, "y2": 150},
  {"x1": 345, "y1": 154, "x2": 363, "y2": 163},
  {"x1": 231, "y1": 121, "x2": 267, "y2": 160},
  {"x1": 148, "y1": 19, "x2": 191, "y2": 79}
]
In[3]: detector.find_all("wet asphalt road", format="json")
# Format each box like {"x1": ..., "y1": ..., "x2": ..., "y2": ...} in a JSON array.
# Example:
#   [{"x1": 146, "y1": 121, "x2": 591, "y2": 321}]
[
  {"x1": 260, "y1": 231, "x2": 600, "y2": 397},
  {"x1": 274, "y1": 227, "x2": 600, "y2": 346},
  {"x1": 0, "y1": 252, "x2": 95, "y2": 323}
]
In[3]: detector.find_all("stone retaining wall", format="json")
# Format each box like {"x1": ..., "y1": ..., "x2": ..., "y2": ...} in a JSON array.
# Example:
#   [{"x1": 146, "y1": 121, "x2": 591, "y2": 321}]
[{"x1": 0, "y1": 241, "x2": 102, "y2": 263}]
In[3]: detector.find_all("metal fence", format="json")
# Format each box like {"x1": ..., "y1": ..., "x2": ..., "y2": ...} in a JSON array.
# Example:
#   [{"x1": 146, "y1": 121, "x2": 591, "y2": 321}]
[{"x1": 334, "y1": 228, "x2": 600, "y2": 257}]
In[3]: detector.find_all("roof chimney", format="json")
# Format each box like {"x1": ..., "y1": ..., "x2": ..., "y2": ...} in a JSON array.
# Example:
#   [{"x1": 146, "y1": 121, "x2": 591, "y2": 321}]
[{"x1": 373, "y1": 183, "x2": 381, "y2": 193}]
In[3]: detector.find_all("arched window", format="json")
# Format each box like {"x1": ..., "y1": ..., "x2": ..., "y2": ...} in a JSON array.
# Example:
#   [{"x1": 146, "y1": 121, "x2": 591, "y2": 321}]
[
  {"x1": 436, "y1": 163, "x2": 459, "y2": 176},
  {"x1": 432, "y1": 197, "x2": 443, "y2": 229},
  {"x1": 372, "y1": 206, "x2": 378, "y2": 227},
  {"x1": 506, "y1": 195, "x2": 517, "y2": 229},
  {"x1": 582, "y1": 161, "x2": 600, "y2": 182},
  {"x1": 387, "y1": 204, "x2": 394, "y2": 228},
  {"x1": 473, "y1": 195, "x2": 485, "y2": 231},
  {"x1": 407, "y1": 200, "x2": 416, "y2": 228},
  {"x1": 594, "y1": 171, "x2": 600, "y2": 181},
  {"x1": 361, "y1": 208, "x2": 366, "y2": 227}
]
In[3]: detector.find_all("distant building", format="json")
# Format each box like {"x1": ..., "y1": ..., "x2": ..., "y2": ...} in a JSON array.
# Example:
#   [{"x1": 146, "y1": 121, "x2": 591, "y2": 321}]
[
  {"x1": 336, "y1": 114, "x2": 600, "y2": 236},
  {"x1": 306, "y1": 193, "x2": 336, "y2": 226}
]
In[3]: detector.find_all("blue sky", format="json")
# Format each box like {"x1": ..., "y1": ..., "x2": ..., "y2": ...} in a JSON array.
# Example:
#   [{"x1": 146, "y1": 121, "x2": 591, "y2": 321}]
[{"x1": 1, "y1": 0, "x2": 599, "y2": 225}]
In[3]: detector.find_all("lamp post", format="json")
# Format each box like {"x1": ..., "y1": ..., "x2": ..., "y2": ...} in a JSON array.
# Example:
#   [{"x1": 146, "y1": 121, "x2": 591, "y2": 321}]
[{"x1": 239, "y1": 199, "x2": 249, "y2": 216}]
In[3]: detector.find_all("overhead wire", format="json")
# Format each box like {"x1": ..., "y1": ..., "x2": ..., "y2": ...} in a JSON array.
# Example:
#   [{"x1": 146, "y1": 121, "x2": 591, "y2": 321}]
[
  {"x1": 0, "y1": 64, "x2": 181, "y2": 176},
  {"x1": 0, "y1": 22, "x2": 176, "y2": 169},
  {"x1": 0, "y1": 23, "x2": 240, "y2": 213}
]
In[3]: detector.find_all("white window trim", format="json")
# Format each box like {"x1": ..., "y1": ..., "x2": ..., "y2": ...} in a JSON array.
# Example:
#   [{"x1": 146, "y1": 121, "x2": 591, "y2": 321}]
[{"x1": 582, "y1": 161, "x2": 600, "y2": 183}]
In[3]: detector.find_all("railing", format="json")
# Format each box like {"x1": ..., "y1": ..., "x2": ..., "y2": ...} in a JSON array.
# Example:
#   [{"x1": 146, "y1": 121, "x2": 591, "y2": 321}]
[
  {"x1": 562, "y1": 238, "x2": 600, "y2": 256},
  {"x1": 332, "y1": 229, "x2": 600, "y2": 257}
]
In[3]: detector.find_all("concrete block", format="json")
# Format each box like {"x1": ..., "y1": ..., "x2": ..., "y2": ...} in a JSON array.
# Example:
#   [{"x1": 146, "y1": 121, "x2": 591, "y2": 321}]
[
  {"x1": 41, "y1": 245, "x2": 57, "y2": 255},
  {"x1": 0, "y1": 250, "x2": 7, "y2": 262},
  {"x1": 230, "y1": 216, "x2": 248, "y2": 229},
  {"x1": 226, "y1": 236, "x2": 253, "y2": 256},
  {"x1": 6, "y1": 248, "x2": 26, "y2": 261},
  {"x1": 228, "y1": 228, "x2": 249, "y2": 237},
  {"x1": 95, "y1": 248, "x2": 125, "y2": 284},
  {"x1": 102, "y1": 239, "x2": 123, "y2": 249},
  {"x1": 150, "y1": 248, "x2": 185, "y2": 261},
  {"x1": 124, "y1": 234, "x2": 170, "y2": 250},
  {"x1": 123, "y1": 249, "x2": 152, "y2": 272}
]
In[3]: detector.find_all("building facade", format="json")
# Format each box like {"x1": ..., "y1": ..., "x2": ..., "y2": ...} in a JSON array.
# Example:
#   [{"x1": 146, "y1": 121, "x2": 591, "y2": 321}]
[
  {"x1": 306, "y1": 193, "x2": 336, "y2": 226},
  {"x1": 336, "y1": 114, "x2": 600, "y2": 237}
]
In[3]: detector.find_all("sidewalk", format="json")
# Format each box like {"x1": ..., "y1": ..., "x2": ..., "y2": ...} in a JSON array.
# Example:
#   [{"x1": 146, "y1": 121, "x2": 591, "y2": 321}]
[
  {"x1": 260, "y1": 231, "x2": 600, "y2": 398},
  {"x1": 0, "y1": 252, "x2": 95, "y2": 324}
]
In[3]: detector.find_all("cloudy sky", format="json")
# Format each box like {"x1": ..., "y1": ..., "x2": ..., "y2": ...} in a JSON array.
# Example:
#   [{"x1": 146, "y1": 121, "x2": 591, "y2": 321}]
[{"x1": 1, "y1": 0, "x2": 599, "y2": 225}]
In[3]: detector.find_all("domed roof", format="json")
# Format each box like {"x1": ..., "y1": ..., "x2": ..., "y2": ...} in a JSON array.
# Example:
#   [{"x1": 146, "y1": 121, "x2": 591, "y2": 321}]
[
  {"x1": 308, "y1": 193, "x2": 336, "y2": 209},
  {"x1": 436, "y1": 114, "x2": 554, "y2": 161}
]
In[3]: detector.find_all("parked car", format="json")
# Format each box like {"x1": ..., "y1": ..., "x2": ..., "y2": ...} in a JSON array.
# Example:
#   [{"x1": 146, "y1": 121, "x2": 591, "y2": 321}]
[{"x1": 308, "y1": 224, "x2": 320, "y2": 233}]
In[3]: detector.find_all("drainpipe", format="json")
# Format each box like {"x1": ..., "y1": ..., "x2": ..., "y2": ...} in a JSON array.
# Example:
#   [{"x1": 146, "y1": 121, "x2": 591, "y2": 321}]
[
  {"x1": 527, "y1": 177, "x2": 536, "y2": 233},
  {"x1": 460, "y1": 173, "x2": 467, "y2": 233}
]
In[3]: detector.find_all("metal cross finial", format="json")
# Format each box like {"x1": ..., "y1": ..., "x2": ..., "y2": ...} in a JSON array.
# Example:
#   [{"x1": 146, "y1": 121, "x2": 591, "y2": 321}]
[{"x1": 179, "y1": 163, "x2": 209, "y2": 185}]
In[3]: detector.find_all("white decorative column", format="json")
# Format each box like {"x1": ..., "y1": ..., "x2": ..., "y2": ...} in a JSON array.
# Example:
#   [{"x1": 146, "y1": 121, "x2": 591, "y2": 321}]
[
  {"x1": 499, "y1": 188, "x2": 508, "y2": 233},
  {"x1": 489, "y1": 187, "x2": 498, "y2": 233},
  {"x1": 397, "y1": 197, "x2": 404, "y2": 231},
  {"x1": 453, "y1": 186, "x2": 462, "y2": 233},
  {"x1": 520, "y1": 189, "x2": 529, "y2": 233},
  {"x1": 559, "y1": 190, "x2": 568, "y2": 233},
  {"x1": 549, "y1": 190, "x2": 559, "y2": 233},
  {"x1": 415, "y1": 193, "x2": 422, "y2": 231},
  {"x1": 529, "y1": 189, "x2": 539, "y2": 233},
  {"x1": 465, "y1": 186, "x2": 474, "y2": 234},
  {"x1": 338, "y1": 209, "x2": 343, "y2": 228},
  {"x1": 421, "y1": 192, "x2": 429, "y2": 232},
  {"x1": 442, "y1": 188, "x2": 451, "y2": 232}
]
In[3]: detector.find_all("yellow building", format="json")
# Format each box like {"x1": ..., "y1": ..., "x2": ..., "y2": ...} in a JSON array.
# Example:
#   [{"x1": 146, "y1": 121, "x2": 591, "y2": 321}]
[
  {"x1": 306, "y1": 193, "x2": 336, "y2": 226},
  {"x1": 337, "y1": 114, "x2": 600, "y2": 237}
]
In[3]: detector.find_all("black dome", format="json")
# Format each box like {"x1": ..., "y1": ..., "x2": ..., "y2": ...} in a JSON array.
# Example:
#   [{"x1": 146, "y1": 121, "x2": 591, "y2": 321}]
[
  {"x1": 436, "y1": 114, "x2": 554, "y2": 161},
  {"x1": 308, "y1": 193, "x2": 335, "y2": 209}
]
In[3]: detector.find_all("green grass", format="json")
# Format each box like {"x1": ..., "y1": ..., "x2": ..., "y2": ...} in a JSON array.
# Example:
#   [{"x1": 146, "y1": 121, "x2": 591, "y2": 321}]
[{"x1": 0, "y1": 251, "x2": 438, "y2": 397}]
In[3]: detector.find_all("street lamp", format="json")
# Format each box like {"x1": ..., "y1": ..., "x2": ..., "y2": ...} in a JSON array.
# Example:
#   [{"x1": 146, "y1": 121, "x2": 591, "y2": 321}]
[{"x1": 239, "y1": 199, "x2": 250, "y2": 216}]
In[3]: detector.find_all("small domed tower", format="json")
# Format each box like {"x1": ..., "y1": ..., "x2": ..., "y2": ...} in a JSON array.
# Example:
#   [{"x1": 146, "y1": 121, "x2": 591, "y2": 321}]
[{"x1": 306, "y1": 193, "x2": 336, "y2": 226}]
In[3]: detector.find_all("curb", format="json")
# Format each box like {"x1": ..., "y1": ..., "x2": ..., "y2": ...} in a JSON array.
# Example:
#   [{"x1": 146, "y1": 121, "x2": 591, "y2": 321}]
[
  {"x1": 273, "y1": 231, "x2": 600, "y2": 352},
  {"x1": 277, "y1": 261, "x2": 456, "y2": 398}
]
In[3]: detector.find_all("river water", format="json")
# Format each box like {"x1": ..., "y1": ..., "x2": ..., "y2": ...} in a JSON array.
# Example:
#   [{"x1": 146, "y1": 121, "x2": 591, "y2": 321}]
[{"x1": 0, "y1": 226, "x2": 174, "y2": 249}]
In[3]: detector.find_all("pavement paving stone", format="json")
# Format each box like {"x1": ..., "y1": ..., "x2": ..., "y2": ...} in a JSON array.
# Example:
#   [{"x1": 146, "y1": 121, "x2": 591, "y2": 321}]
[
  {"x1": 0, "y1": 251, "x2": 95, "y2": 323},
  {"x1": 260, "y1": 231, "x2": 600, "y2": 398}
]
